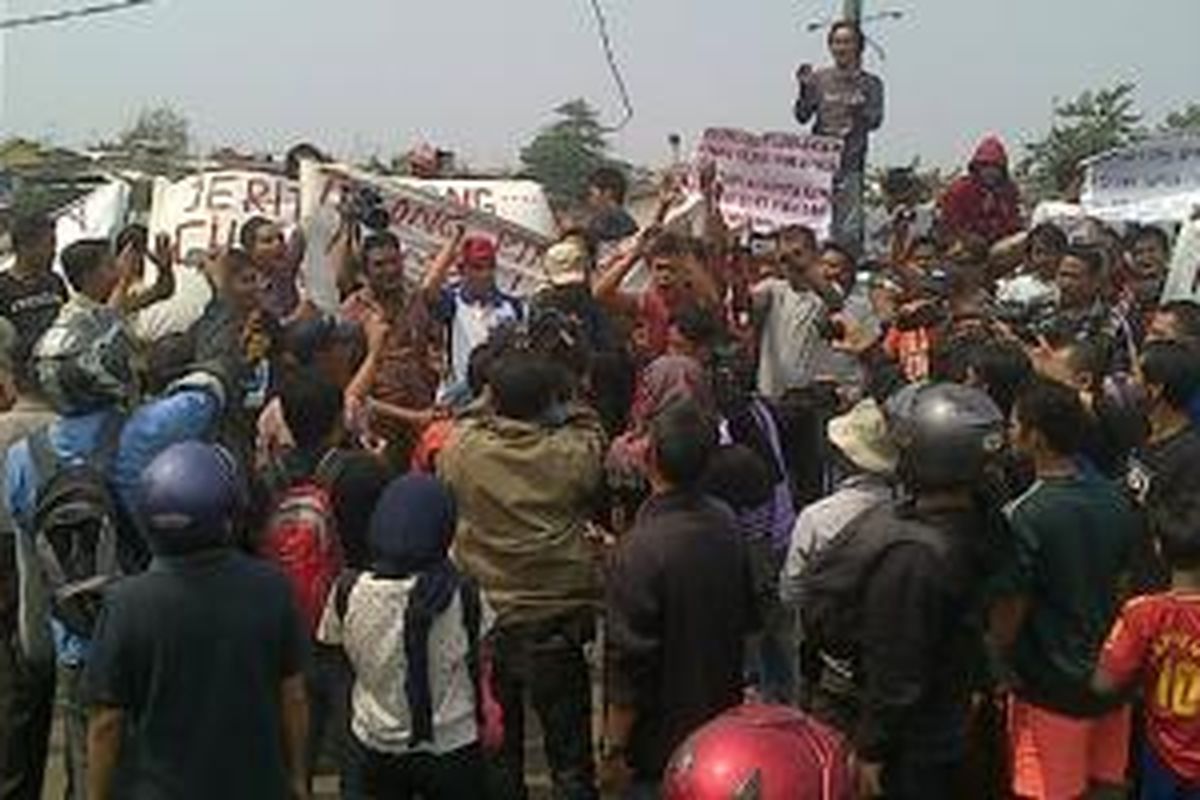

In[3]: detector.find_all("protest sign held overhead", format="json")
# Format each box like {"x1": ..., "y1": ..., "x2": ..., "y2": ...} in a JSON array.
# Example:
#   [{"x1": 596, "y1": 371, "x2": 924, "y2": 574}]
[
  {"x1": 396, "y1": 178, "x2": 557, "y2": 238},
  {"x1": 149, "y1": 170, "x2": 301, "y2": 258},
  {"x1": 693, "y1": 127, "x2": 842, "y2": 236},
  {"x1": 1082, "y1": 135, "x2": 1200, "y2": 224},
  {"x1": 299, "y1": 162, "x2": 552, "y2": 311}
]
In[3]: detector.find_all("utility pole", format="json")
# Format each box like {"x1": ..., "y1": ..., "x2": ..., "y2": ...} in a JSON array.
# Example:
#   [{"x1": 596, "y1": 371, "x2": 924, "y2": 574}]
[{"x1": 842, "y1": 0, "x2": 862, "y2": 23}]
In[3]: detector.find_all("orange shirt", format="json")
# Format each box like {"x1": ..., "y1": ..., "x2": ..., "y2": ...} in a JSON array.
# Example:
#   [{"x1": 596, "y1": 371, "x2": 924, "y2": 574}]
[{"x1": 1100, "y1": 593, "x2": 1200, "y2": 781}]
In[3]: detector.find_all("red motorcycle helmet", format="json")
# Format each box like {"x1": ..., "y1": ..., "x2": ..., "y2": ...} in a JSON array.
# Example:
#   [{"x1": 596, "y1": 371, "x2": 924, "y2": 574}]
[{"x1": 662, "y1": 704, "x2": 856, "y2": 800}]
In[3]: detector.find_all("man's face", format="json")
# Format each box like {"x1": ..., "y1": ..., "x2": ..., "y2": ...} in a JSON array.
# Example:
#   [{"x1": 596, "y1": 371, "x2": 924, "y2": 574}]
[
  {"x1": 1029, "y1": 238, "x2": 1062, "y2": 279},
  {"x1": 976, "y1": 164, "x2": 1006, "y2": 190},
  {"x1": 1056, "y1": 256, "x2": 1097, "y2": 309},
  {"x1": 651, "y1": 255, "x2": 678, "y2": 293},
  {"x1": 819, "y1": 248, "x2": 853, "y2": 288},
  {"x1": 1008, "y1": 410, "x2": 1036, "y2": 459},
  {"x1": 1131, "y1": 236, "x2": 1168, "y2": 281},
  {"x1": 462, "y1": 257, "x2": 497, "y2": 297},
  {"x1": 250, "y1": 223, "x2": 287, "y2": 269},
  {"x1": 910, "y1": 242, "x2": 938, "y2": 273},
  {"x1": 828, "y1": 27, "x2": 860, "y2": 69},
  {"x1": 365, "y1": 243, "x2": 406, "y2": 296},
  {"x1": 586, "y1": 184, "x2": 609, "y2": 212},
  {"x1": 228, "y1": 264, "x2": 264, "y2": 313}
]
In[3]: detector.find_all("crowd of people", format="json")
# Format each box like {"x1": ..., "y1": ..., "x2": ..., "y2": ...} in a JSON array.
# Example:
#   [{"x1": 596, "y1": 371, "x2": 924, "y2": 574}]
[{"x1": 0, "y1": 20, "x2": 1197, "y2": 800}]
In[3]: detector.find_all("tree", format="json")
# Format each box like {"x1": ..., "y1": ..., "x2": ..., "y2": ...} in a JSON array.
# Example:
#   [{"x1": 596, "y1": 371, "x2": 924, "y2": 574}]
[
  {"x1": 119, "y1": 105, "x2": 190, "y2": 158},
  {"x1": 1018, "y1": 83, "x2": 1144, "y2": 200},
  {"x1": 519, "y1": 99, "x2": 620, "y2": 207},
  {"x1": 1161, "y1": 104, "x2": 1200, "y2": 136}
]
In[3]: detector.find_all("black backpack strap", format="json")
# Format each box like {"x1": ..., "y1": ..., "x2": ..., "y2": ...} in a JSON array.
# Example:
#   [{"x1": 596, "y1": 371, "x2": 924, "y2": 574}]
[
  {"x1": 333, "y1": 569, "x2": 362, "y2": 622},
  {"x1": 314, "y1": 449, "x2": 348, "y2": 490}
]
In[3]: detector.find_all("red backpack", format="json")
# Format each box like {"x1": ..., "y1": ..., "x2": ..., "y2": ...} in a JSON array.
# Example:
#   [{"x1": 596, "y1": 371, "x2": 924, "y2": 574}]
[{"x1": 258, "y1": 481, "x2": 343, "y2": 636}]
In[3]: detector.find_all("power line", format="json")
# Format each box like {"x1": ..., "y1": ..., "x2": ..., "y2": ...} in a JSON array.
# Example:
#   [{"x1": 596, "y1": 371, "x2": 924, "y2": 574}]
[
  {"x1": 585, "y1": 0, "x2": 634, "y2": 133},
  {"x1": 0, "y1": 0, "x2": 153, "y2": 31}
]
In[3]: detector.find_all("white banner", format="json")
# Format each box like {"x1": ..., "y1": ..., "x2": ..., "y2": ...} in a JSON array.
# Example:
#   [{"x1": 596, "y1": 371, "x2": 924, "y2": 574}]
[
  {"x1": 139, "y1": 170, "x2": 302, "y2": 340},
  {"x1": 1083, "y1": 136, "x2": 1200, "y2": 224},
  {"x1": 1, "y1": 180, "x2": 131, "y2": 274},
  {"x1": 395, "y1": 178, "x2": 557, "y2": 238},
  {"x1": 1162, "y1": 218, "x2": 1200, "y2": 304},
  {"x1": 693, "y1": 128, "x2": 842, "y2": 236},
  {"x1": 300, "y1": 162, "x2": 552, "y2": 311},
  {"x1": 148, "y1": 170, "x2": 301, "y2": 258}
]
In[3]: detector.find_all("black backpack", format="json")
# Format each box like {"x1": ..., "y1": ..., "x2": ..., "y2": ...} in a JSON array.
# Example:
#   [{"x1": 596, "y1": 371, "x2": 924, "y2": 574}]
[
  {"x1": 28, "y1": 416, "x2": 126, "y2": 638},
  {"x1": 798, "y1": 499, "x2": 952, "y2": 663}
]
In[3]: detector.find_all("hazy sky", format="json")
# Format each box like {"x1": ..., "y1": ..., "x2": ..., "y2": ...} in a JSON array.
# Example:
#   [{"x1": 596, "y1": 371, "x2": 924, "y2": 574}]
[{"x1": 1, "y1": 0, "x2": 1197, "y2": 172}]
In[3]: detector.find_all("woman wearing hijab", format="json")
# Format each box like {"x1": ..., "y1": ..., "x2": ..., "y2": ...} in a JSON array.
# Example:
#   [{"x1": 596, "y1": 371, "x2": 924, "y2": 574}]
[{"x1": 317, "y1": 474, "x2": 495, "y2": 797}]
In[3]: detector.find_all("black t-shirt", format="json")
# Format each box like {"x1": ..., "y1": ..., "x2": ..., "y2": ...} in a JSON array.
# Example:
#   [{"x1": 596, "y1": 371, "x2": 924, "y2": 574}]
[
  {"x1": 1127, "y1": 426, "x2": 1200, "y2": 590},
  {"x1": 85, "y1": 550, "x2": 306, "y2": 800},
  {"x1": 0, "y1": 269, "x2": 67, "y2": 364}
]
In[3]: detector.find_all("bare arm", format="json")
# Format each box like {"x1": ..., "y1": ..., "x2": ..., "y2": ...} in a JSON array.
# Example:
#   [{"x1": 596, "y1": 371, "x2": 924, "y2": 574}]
[
  {"x1": 681, "y1": 249, "x2": 721, "y2": 309},
  {"x1": 593, "y1": 227, "x2": 658, "y2": 314},
  {"x1": 987, "y1": 231, "x2": 1029, "y2": 282},
  {"x1": 118, "y1": 234, "x2": 179, "y2": 316},
  {"x1": 280, "y1": 674, "x2": 310, "y2": 800},
  {"x1": 87, "y1": 707, "x2": 124, "y2": 800},
  {"x1": 344, "y1": 309, "x2": 389, "y2": 408},
  {"x1": 420, "y1": 225, "x2": 466, "y2": 306}
]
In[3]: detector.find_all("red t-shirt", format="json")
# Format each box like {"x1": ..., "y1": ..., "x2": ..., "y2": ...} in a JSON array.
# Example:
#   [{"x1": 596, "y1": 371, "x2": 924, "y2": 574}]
[{"x1": 1100, "y1": 593, "x2": 1200, "y2": 781}]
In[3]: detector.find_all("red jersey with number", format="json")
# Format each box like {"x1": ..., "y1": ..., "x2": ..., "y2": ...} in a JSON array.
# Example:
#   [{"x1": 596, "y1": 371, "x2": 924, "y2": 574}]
[{"x1": 1100, "y1": 593, "x2": 1200, "y2": 782}]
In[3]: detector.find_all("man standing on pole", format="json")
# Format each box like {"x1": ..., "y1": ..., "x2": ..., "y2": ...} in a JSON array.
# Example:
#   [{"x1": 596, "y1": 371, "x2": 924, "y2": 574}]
[{"x1": 794, "y1": 19, "x2": 884, "y2": 257}]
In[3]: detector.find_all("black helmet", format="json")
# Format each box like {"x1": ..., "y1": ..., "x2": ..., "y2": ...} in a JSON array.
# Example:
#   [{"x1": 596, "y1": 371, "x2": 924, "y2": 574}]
[{"x1": 886, "y1": 382, "x2": 1005, "y2": 491}]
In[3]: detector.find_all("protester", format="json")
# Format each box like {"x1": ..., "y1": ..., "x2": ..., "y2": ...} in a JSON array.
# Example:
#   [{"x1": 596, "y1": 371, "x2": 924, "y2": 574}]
[
  {"x1": 5, "y1": 303, "x2": 228, "y2": 799},
  {"x1": 750, "y1": 225, "x2": 827, "y2": 400},
  {"x1": 938, "y1": 136, "x2": 1023, "y2": 248},
  {"x1": 800, "y1": 383, "x2": 1005, "y2": 799},
  {"x1": 255, "y1": 369, "x2": 350, "y2": 789},
  {"x1": 0, "y1": 211, "x2": 66, "y2": 367},
  {"x1": 1122, "y1": 225, "x2": 1172, "y2": 317},
  {"x1": 242, "y1": 216, "x2": 307, "y2": 324},
  {"x1": 438, "y1": 340, "x2": 606, "y2": 800},
  {"x1": 85, "y1": 441, "x2": 309, "y2": 800},
  {"x1": 0, "y1": 318, "x2": 59, "y2": 799},
  {"x1": 426, "y1": 234, "x2": 523, "y2": 406},
  {"x1": 794, "y1": 19, "x2": 884, "y2": 254},
  {"x1": 996, "y1": 222, "x2": 1069, "y2": 310},
  {"x1": 1092, "y1": 481, "x2": 1200, "y2": 800},
  {"x1": 602, "y1": 400, "x2": 754, "y2": 797},
  {"x1": 1128, "y1": 341, "x2": 1200, "y2": 592},
  {"x1": 318, "y1": 474, "x2": 493, "y2": 798},
  {"x1": 594, "y1": 229, "x2": 721, "y2": 367},
  {"x1": 992, "y1": 377, "x2": 1138, "y2": 800},
  {"x1": 586, "y1": 166, "x2": 639, "y2": 247},
  {"x1": 779, "y1": 397, "x2": 898, "y2": 604}
]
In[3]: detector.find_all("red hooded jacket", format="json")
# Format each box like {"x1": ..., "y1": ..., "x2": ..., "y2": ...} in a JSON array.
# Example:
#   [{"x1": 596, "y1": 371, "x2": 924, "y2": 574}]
[{"x1": 938, "y1": 136, "x2": 1023, "y2": 246}]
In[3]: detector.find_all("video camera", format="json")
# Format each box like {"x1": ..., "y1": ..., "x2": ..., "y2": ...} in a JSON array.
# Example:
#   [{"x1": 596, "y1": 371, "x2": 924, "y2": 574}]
[{"x1": 343, "y1": 185, "x2": 391, "y2": 232}]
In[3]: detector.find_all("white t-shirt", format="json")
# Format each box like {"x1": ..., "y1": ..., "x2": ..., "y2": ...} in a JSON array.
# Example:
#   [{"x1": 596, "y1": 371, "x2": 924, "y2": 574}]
[
  {"x1": 753, "y1": 278, "x2": 826, "y2": 400},
  {"x1": 317, "y1": 574, "x2": 495, "y2": 755}
]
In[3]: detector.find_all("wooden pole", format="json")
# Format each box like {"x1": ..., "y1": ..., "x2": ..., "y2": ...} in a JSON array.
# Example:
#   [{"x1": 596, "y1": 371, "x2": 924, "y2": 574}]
[{"x1": 842, "y1": 0, "x2": 862, "y2": 22}]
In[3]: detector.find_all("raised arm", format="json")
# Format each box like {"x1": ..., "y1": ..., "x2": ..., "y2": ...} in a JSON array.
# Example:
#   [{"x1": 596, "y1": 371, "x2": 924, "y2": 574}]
[
  {"x1": 420, "y1": 224, "x2": 467, "y2": 306},
  {"x1": 593, "y1": 227, "x2": 658, "y2": 314},
  {"x1": 794, "y1": 64, "x2": 819, "y2": 126},
  {"x1": 116, "y1": 234, "x2": 178, "y2": 316}
]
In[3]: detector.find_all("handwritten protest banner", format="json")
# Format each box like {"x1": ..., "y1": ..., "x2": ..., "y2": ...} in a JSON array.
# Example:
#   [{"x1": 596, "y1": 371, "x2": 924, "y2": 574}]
[
  {"x1": 148, "y1": 170, "x2": 301, "y2": 258},
  {"x1": 397, "y1": 178, "x2": 557, "y2": 237},
  {"x1": 1083, "y1": 135, "x2": 1200, "y2": 224},
  {"x1": 692, "y1": 128, "x2": 842, "y2": 236},
  {"x1": 299, "y1": 162, "x2": 552, "y2": 311}
]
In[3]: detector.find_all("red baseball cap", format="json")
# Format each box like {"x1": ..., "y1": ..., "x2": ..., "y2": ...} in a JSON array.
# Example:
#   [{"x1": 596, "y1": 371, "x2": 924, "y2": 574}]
[{"x1": 462, "y1": 236, "x2": 497, "y2": 266}]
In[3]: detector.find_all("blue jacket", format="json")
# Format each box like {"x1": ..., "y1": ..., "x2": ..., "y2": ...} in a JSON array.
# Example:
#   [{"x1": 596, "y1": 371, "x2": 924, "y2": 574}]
[{"x1": 6, "y1": 385, "x2": 223, "y2": 664}]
